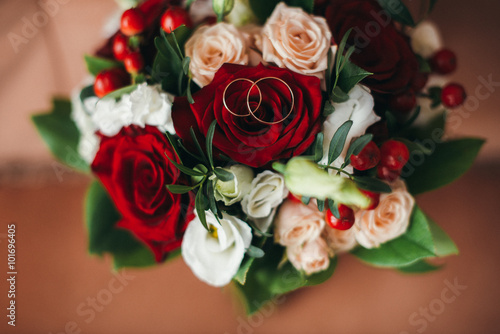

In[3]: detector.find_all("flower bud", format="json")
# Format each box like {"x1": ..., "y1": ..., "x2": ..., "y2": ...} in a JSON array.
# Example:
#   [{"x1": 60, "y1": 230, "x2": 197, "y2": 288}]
[
  {"x1": 226, "y1": 0, "x2": 258, "y2": 26},
  {"x1": 276, "y1": 157, "x2": 370, "y2": 209},
  {"x1": 212, "y1": 0, "x2": 235, "y2": 18}
]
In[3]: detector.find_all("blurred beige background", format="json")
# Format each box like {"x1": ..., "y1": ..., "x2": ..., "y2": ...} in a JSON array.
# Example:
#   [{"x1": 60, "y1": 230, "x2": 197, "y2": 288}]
[{"x1": 1, "y1": 0, "x2": 500, "y2": 333}]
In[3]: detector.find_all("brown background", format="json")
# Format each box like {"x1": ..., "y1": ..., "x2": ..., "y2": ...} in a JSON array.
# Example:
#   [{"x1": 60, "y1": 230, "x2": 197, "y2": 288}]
[{"x1": 1, "y1": 0, "x2": 500, "y2": 333}]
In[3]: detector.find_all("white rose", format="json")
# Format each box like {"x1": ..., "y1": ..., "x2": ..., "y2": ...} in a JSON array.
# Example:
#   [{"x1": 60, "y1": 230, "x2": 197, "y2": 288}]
[
  {"x1": 354, "y1": 179, "x2": 415, "y2": 248},
  {"x1": 410, "y1": 21, "x2": 442, "y2": 58},
  {"x1": 322, "y1": 226, "x2": 357, "y2": 253},
  {"x1": 241, "y1": 171, "x2": 288, "y2": 232},
  {"x1": 413, "y1": 76, "x2": 447, "y2": 127},
  {"x1": 129, "y1": 83, "x2": 175, "y2": 134},
  {"x1": 320, "y1": 85, "x2": 380, "y2": 172},
  {"x1": 287, "y1": 238, "x2": 331, "y2": 275},
  {"x1": 214, "y1": 165, "x2": 254, "y2": 206},
  {"x1": 185, "y1": 23, "x2": 249, "y2": 87},
  {"x1": 182, "y1": 211, "x2": 252, "y2": 287},
  {"x1": 260, "y1": 2, "x2": 331, "y2": 78},
  {"x1": 274, "y1": 199, "x2": 325, "y2": 247}
]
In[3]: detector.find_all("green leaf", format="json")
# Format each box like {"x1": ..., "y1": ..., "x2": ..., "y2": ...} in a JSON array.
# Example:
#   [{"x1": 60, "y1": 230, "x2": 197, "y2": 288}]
[
  {"x1": 214, "y1": 167, "x2": 234, "y2": 182},
  {"x1": 85, "y1": 181, "x2": 156, "y2": 269},
  {"x1": 165, "y1": 154, "x2": 206, "y2": 177},
  {"x1": 79, "y1": 85, "x2": 96, "y2": 106},
  {"x1": 351, "y1": 206, "x2": 457, "y2": 268},
  {"x1": 353, "y1": 176, "x2": 392, "y2": 193},
  {"x1": 329, "y1": 200, "x2": 340, "y2": 218},
  {"x1": 195, "y1": 189, "x2": 210, "y2": 231},
  {"x1": 189, "y1": 127, "x2": 209, "y2": 165},
  {"x1": 331, "y1": 86, "x2": 349, "y2": 103},
  {"x1": 376, "y1": 0, "x2": 416, "y2": 27},
  {"x1": 323, "y1": 100, "x2": 336, "y2": 117},
  {"x1": 84, "y1": 54, "x2": 121, "y2": 76},
  {"x1": 337, "y1": 61, "x2": 372, "y2": 93},
  {"x1": 206, "y1": 120, "x2": 217, "y2": 168},
  {"x1": 301, "y1": 196, "x2": 311, "y2": 205},
  {"x1": 397, "y1": 259, "x2": 442, "y2": 273},
  {"x1": 205, "y1": 180, "x2": 220, "y2": 220},
  {"x1": 428, "y1": 86, "x2": 443, "y2": 108},
  {"x1": 328, "y1": 120, "x2": 353, "y2": 164},
  {"x1": 403, "y1": 138, "x2": 484, "y2": 195},
  {"x1": 166, "y1": 184, "x2": 197, "y2": 194},
  {"x1": 234, "y1": 257, "x2": 255, "y2": 285},
  {"x1": 316, "y1": 199, "x2": 325, "y2": 212},
  {"x1": 103, "y1": 84, "x2": 138, "y2": 100},
  {"x1": 247, "y1": 245, "x2": 265, "y2": 258},
  {"x1": 417, "y1": 55, "x2": 432, "y2": 73},
  {"x1": 32, "y1": 98, "x2": 89, "y2": 172},
  {"x1": 342, "y1": 134, "x2": 373, "y2": 168},
  {"x1": 313, "y1": 132, "x2": 324, "y2": 162}
]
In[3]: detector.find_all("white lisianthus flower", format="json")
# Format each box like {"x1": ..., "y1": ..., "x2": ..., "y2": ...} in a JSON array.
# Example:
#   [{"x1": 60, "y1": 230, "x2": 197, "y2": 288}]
[
  {"x1": 129, "y1": 84, "x2": 176, "y2": 134},
  {"x1": 410, "y1": 21, "x2": 442, "y2": 58},
  {"x1": 322, "y1": 226, "x2": 357, "y2": 253},
  {"x1": 71, "y1": 89, "x2": 99, "y2": 163},
  {"x1": 354, "y1": 179, "x2": 415, "y2": 248},
  {"x1": 241, "y1": 171, "x2": 288, "y2": 232},
  {"x1": 321, "y1": 85, "x2": 380, "y2": 172},
  {"x1": 287, "y1": 238, "x2": 332, "y2": 275},
  {"x1": 275, "y1": 199, "x2": 325, "y2": 247},
  {"x1": 182, "y1": 211, "x2": 252, "y2": 287},
  {"x1": 185, "y1": 23, "x2": 250, "y2": 87},
  {"x1": 260, "y1": 2, "x2": 331, "y2": 78},
  {"x1": 92, "y1": 84, "x2": 175, "y2": 137},
  {"x1": 214, "y1": 165, "x2": 254, "y2": 206}
]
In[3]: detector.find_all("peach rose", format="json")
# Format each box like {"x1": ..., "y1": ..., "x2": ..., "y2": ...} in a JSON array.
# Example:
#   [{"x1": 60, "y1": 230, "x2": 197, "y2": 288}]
[
  {"x1": 323, "y1": 227, "x2": 357, "y2": 253},
  {"x1": 260, "y1": 2, "x2": 331, "y2": 78},
  {"x1": 185, "y1": 23, "x2": 249, "y2": 87},
  {"x1": 287, "y1": 238, "x2": 332, "y2": 275},
  {"x1": 354, "y1": 179, "x2": 415, "y2": 248},
  {"x1": 274, "y1": 199, "x2": 325, "y2": 247}
]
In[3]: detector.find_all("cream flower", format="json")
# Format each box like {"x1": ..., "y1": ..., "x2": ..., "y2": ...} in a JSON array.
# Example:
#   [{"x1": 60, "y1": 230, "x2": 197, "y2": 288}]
[
  {"x1": 71, "y1": 88, "x2": 100, "y2": 163},
  {"x1": 323, "y1": 226, "x2": 357, "y2": 253},
  {"x1": 260, "y1": 2, "x2": 331, "y2": 77},
  {"x1": 213, "y1": 164, "x2": 254, "y2": 206},
  {"x1": 354, "y1": 179, "x2": 415, "y2": 248},
  {"x1": 410, "y1": 21, "x2": 442, "y2": 58},
  {"x1": 129, "y1": 84, "x2": 175, "y2": 134},
  {"x1": 321, "y1": 85, "x2": 380, "y2": 172},
  {"x1": 287, "y1": 238, "x2": 331, "y2": 275},
  {"x1": 185, "y1": 23, "x2": 250, "y2": 87},
  {"x1": 274, "y1": 199, "x2": 325, "y2": 247},
  {"x1": 241, "y1": 171, "x2": 288, "y2": 232},
  {"x1": 182, "y1": 211, "x2": 252, "y2": 287}
]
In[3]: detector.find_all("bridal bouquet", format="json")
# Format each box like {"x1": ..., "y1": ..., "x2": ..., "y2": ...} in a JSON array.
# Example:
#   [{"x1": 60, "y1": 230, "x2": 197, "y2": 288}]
[{"x1": 33, "y1": 0, "x2": 483, "y2": 314}]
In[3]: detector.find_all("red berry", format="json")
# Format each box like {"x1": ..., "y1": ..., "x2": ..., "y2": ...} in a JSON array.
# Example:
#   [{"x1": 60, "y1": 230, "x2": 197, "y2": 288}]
[
  {"x1": 389, "y1": 90, "x2": 416, "y2": 113},
  {"x1": 411, "y1": 72, "x2": 429, "y2": 92},
  {"x1": 94, "y1": 68, "x2": 130, "y2": 98},
  {"x1": 430, "y1": 49, "x2": 457, "y2": 75},
  {"x1": 441, "y1": 83, "x2": 466, "y2": 108},
  {"x1": 124, "y1": 52, "x2": 144, "y2": 74},
  {"x1": 377, "y1": 165, "x2": 400, "y2": 182},
  {"x1": 350, "y1": 141, "x2": 380, "y2": 171},
  {"x1": 120, "y1": 8, "x2": 146, "y2": 36},
  {"x1": 379, "y1": 140, "x2": 409, "y2": 171},
  {"x1": 360, "y1": 190, "x2": 380, "y2": 210},
  {"x1": 113, "y1": 33, "x2": 130, "y2": 61},
  {"x1": 326, "y1": 205, "x2": 355, "y2": 230},
  {"x1": 287, "y1": 192, "x2": 302, "y2": 203},
  {"x1": 161, "y1": 7, "x2": 192, "y2": 33}
]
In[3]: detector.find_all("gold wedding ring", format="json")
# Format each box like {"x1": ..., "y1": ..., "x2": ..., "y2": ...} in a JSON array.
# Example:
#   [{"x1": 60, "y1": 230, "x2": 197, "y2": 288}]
[{"x1": 222, "y1": 76, "x2": 295, "y2": 125}]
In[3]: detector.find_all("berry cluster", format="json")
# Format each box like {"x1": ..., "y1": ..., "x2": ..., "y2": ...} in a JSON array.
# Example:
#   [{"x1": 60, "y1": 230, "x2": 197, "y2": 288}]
[{"x1": 93, "y1": 5, "x2": 192, "y2": 98}]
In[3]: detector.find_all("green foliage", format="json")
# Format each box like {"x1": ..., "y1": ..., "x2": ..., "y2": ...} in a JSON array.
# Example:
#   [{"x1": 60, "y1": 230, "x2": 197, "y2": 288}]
[
  {"x1": 85, "y1": 181, "x2": 157, "y2": 269},
  {"x1": 351, "y1": 205, "x2": 458, "y2": 267},
  {"x1": 249, "y1": 0, "x2": 313, "y2": 24},
  {"x1": 404, "y1": 138, "x2": 484, "y2": 195},
  {"x1": 84, "y1": 54, "x2": 121, "y2": 76},
  {"x1": 32, "y1": 98, "x2": 89, "y2": 172},
  {"x1": 376, "y1": 0, "x2": 416, "y2": 27},
  {"x1": 235, "y1": 241, "x2": 337, "y2": 314}
]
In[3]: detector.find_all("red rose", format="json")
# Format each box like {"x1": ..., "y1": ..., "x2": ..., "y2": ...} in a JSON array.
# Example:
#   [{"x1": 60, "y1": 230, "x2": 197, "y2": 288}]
[
  {"x1": 324, "y1": 0, "x2": 418, "y2": 94},
  {"x1": 172, "y1": 64, "x2": 323, "y2": 168},
  {"x1": 91, "y1": 125, "x2": 194, "y2": 262}
]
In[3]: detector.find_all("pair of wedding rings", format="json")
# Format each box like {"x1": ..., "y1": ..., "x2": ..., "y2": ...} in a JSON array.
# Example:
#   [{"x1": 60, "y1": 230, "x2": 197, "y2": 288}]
[{"x1": 222, "y1": 77, "x2": 295, "y2": 125}]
